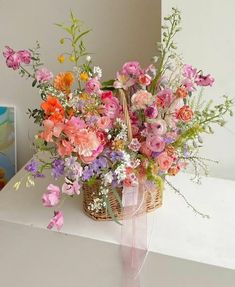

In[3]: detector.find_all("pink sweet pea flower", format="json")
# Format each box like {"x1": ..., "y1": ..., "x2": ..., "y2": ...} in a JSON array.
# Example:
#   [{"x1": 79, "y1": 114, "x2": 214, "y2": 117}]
[
  {"x1": 62, "y1": 180, "x2": 81, "y2": 196},
  {"x1": 47, "y1": 211, "x2": 64, "y2": 231},
  {"x1": 42, "y1": 184, "x2": 60, "y2": 207},
  {"x1": 157, "y1": 152, "x2": 173, "y2": 171},
  {"x1": 195, "y1": 74, "x2": 215, "y2": 87},
  {"x1": 6, "y1": 53, "x2": 21, "y2": 70},
  {"x1": 40, "y1": 119, "x2": 64, "y2": 142},
  {"x1": 36, "y1": 68, "x2": 53, "y2": 83},
  {"x1": 113, "y1": 72, "x2": 136, "y2": 90},
  {"x1": 57, "y1": 140, "x2": 74, "y2": 157},
  {"x1": 3, "y1": 46, "x2": 15, "y2": 58},
  {"x1": 146, "y1": 135, "x2": 165, "y2": 152},
  {"x1": 121, "y1": 61, "x2": 142, "y2": 76},
  {"x1": 183, "y1": 64, "x2": 197, "y2": 78},
  {"x1": 85, "y1": 78, "x2": 101, "y2": 95},
  {"x1": 17, "y1": 50, "x2": 31, "y2": 64}
]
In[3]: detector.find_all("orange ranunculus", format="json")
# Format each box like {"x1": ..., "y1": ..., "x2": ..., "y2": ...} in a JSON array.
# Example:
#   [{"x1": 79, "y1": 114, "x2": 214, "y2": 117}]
[
  {"x1": 176, "y1": 105, "x2": 194, "y2": 122},
  {"x1": 41, "y1": 95, "x2": 64, "y2": 123},
  {"x1": 175, "y1": 87, "x2": 188, "y2": 99},
  {"x1": 54, "y1": 72, "x2": 74, "y2": 94}
]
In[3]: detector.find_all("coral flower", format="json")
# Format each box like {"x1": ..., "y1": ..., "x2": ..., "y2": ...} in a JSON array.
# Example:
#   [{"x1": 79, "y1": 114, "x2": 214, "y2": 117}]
[
  {"x1": 41, "y1": 95, "x2": 64, "y2": 123},
  {"x1": 54, "y1": 72, "x2": 74, "y2": 94}
]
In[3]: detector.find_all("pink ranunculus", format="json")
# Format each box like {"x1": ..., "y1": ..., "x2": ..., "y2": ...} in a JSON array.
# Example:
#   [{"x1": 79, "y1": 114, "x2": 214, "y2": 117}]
[
  {"x1": 80, "y1": 144, "x2": 103, "y2": 164},
  {"x1": 113, "y1": 72, "x2": 136, "y2": 90},
  {"x1": 74, "y1": 129, "x2": 100, "y2": 157},
  {"x1": 140, "y1": 142, "x2": 152, "y2": 158},
  {"x1": 40, "y1": 119, "x2": 64, "y2": 142},
  {"x1": 131, "y1": 90, "x2": 153, "y2": 110},
  {"x1": 63, "y1": 116, "x2": 86, "y2": 143},
  {"x1": 144, "y1": 106, "x2": 158, "y2": 119},
  {"x1": 57, "y1": 140, "x2": 74, "y2": 157},
  {"x1": 17, "y1": 50, "x2": 31, "y2": 64},
  {"x1": 103, "y1": 95, "x2": 121, "y2": 119},
  {"x1": 3, "y1": 46, "x2": 15, "y2": 58},
  {"x1": 6, "y1": 53, "x2": 21, "y2": 70},
  {"x1": 156, "y1": 88, "x2": 173, "y2": 108},
  {"x1": 183, "y1": 64, "x2": 197, "y2": 78},
  {"x1": 195, "y1": 74, "x2": 214, "y2": 87},
  {"x1": 42, "y1": 184, "x2": 60, "y2": 207},
  {"x1": 157, "y1": 152, "x2": 173, "y2": 171},
  {"x1": 35, "y1": 68, "x2": 53, "y2": 83},
  {"x1": 138, "y1": 74, "x2": 152, "y2": 86},
  {"x1": 47, "y1": 211, "x2": 64, "y2": 231},
  {"x1": 121, "y1": 61, "x2": 142, "y2": 76},
  {"x1": 149, "y1": 119, "x2": 167, "y2": 135},
  {"x1": 62, "y1": 181, "x2": 81, "y2": 196},
  {"x1": 128, "y1": 138, "x2": 141, "y2": 152},
  {"x1": 97, "y1": 116, "x2": 112, "y2": 130},
  {"x1": 85, "y1": 78, "x2": 101, "y2": 95},
  {"x1": 146, "y1": 135, "x2": 165, "y2": 152}
]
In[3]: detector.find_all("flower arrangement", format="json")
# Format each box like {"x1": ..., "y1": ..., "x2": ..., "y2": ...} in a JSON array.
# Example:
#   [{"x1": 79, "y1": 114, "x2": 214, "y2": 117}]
[{"x1": 3, "y1": 9, "x2": 233, "y2": 230}]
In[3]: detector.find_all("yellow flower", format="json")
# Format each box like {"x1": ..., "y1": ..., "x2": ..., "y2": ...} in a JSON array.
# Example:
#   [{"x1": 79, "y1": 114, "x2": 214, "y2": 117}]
[
  {"x1": 69, "y1": 55, "x2": 76, "y2": 63},
  {"x1": 79, "y1": 93, "x2": 90, "y2": 100},
  {"x1": 57, "y1": 55, "x2": 65, "y2": 63},
  {"x1": 112, "y1": 140, "x2": 125, "y2": 150},
  {"x1": 79, "y1": 72, "x2": 89, "y2": 82}
]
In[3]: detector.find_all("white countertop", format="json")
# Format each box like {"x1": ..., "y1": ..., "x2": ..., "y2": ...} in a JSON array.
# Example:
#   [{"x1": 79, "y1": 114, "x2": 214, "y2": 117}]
[{"x1": 0, "y1": 166, "x2": 235, "y2": 270}]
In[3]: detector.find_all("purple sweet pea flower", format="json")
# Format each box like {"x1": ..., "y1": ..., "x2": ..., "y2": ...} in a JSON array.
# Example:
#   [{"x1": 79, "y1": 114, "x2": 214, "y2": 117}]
[
  {"x1": 25, "y1": 159, "x2": 39, "y2": 173},
  {"x1": 52, "y1": 159, "x2": 64, "y2": 180}
]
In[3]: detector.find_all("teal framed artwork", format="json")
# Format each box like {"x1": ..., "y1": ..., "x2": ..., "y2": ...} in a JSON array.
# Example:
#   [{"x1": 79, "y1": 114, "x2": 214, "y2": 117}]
[{"x1": 0, "y1": 106, "x2": 16, "y2": 190}]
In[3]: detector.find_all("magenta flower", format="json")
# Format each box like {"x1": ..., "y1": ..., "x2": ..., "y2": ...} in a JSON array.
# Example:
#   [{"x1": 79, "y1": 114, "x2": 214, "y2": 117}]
[
  {"x1": 144, "y1": 106, "x2": 158, "y2": 119},
  {"x1": 6, "y1": 53, "x2": 21, "y2": 70},
  {"x1": 36, "y1": 68, "x2": 53, "y2": 83},
  {"x1": 195, "y1": 74, "x2": 215, "y2": 87},
  {"x1": 42, "y1": 184, "x2": 60, "y2": 207},
  {"x1": 121, "y1": 61, "x2": 142, "y2": 76},
  {"x1": 47, "y1": 211, "x2": 64, "y2": 231},
  {"x1": 3, "y1": 46, "x2": 15, "y2": 58},
  {"x1": 17, "y1": 50, "x2": 31, "y2": 64},
  {"x1": 183, "y1": 64, "x2": 197, "y2": 78},
  {"x1": 85, "y1": 78, "x2": 101, "y2": 95}
]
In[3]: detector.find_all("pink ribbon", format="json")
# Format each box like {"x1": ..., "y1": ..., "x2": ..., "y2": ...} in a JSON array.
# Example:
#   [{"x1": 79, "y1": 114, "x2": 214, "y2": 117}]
[{"x1": 121, "y1": 180, "x2": 152, "y2": 286}]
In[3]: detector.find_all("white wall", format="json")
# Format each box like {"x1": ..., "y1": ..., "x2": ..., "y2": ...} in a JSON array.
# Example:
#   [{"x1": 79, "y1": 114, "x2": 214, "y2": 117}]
[
  {"x1": 162, "y1": 0, "x2": 235, "y2": 180},
  {"x1": 0, "y1": 0, "x2": 161, "y2": 170}
]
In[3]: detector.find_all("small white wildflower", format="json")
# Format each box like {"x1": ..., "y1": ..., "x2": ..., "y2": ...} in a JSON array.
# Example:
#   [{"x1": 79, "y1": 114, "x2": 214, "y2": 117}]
[
  {"x1": 86, "y1": 55, "x2": 91, "y2": 62},
  {"x1": 107, "y1": 134, "x2": 112, "y2": 140},
  {"x1": 103, "y1": 171, "x2": 113, "y2": 186},
  {"x1": 93, "y1": 66, "x2": 102, "y2": 78},
  {"x1": 89, "y1": 198, "x2": 104, "y2": 212},
  {"x1": 115, "y1": 164, "x2": 127, "y2": 183}
]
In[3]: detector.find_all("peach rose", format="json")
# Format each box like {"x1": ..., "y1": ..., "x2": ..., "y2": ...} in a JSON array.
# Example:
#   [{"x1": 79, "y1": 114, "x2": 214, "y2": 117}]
[
  {"x1": 131, "y1": 90, "x2": 153, "y2": 110},
  {"x1": 157, "y1": 152, "x2": 173, "y2": 171},
  {"x1": 74, "y1": 129, "x2": 100, "y2": 157},
  {"x1": 176, "y1": 105, "x2": 194, "y2": 122}
]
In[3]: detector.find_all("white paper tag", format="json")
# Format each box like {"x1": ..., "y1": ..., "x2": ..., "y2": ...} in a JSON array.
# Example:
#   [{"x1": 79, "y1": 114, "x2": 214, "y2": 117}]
[{"x1": 122, "y1": 184, "x2": 138, "y2": 207}]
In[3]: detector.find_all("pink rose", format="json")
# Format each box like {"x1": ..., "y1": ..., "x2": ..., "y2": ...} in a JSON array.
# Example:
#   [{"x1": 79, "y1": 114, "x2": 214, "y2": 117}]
[
  {"x1": 17, "y1": 50, "x2": 31, "y2": 64},
  {"x1": 121, "y1": 61, "x2": 142, "y2": 76},
  {"x1": 97, "y1": 116, "x2": 112, "y2": 130},
  {"x1": 57, "y1": 140, "x2": 74, "y2": 157},
  {"x1": 102, "y1": 96, "x2": 121, "y2": 119},
  {"x1": 3, "y1": 46, "x2": 15, "y2": 58},
  {"x1": 195, "y1": 74, "x2": 214, "y2": 87},
  {"x1": 85, "y1": 78, "x2": 101, "y2": 94},
  {"x1": 146, "y1": 135, "x2": 165, "y2": 152},
  {"x1": 131, "y1": 90, "x2": 153, "y2": 110},
  {"x1": 156, "y1": 89, "x2": 173, "y2": 108},
  {"x1": 138, "y1": 74, "x2": 152, "y2": 86},
  {"x1": 47, "y1": 211, "x2": 64, "y2": 231},
  {"x1": 42, "y1": 184, "x2": 60, "y2": 207},
  {"x1": 157, "y1": 152, "x2": 173, "y2": 171},
  {"x1": 6, "y1": 53, "x2": 21, "y2": 70},
  {"x1": 36, "y1": 68, "x2": 53, "y2": 83},
  {"x1": 62, "y1": 181, "x2": 81, "y2": 196}
]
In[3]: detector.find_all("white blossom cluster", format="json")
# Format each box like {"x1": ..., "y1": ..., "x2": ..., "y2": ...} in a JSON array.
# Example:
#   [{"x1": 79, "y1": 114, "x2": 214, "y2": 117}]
[
  {"x1": 114, "y1": 118, "x2": 128, "y2": 141},
  {"x1": 114, "y1": 163, "x2": 127, "y2": 183},
  {"x1": 88, "y1": 198, "x2": 105, "y2": 212},
  {"x1": 93, "y1": 66, "x2": 102, "y2": 79},
  {"x1": 102, "y1": 171, "x2": 113, "y2": 187}
]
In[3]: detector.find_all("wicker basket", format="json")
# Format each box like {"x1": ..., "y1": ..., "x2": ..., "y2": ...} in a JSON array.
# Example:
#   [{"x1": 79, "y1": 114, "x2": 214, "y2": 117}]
[
  {"x1": 82, "y1": 89, "x2": 163, "y2": 221},
  {"x1": 83, "y1": 182, "x2": 163, "y2": 221}
]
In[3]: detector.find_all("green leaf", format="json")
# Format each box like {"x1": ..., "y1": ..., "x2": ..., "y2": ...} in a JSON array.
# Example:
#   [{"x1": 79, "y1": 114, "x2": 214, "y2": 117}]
[
  {"x1": 111, "y1": 188, "x2": 123, "y2": 210},
  {"x1": 32, "y1": 79, "x2": 37, "y2": 87},
  {"x1": 105, "y1": 196, "x2": 122, "y2": 225},
  {"x1": 74, "y1": 29, "x2": 92, "y2": 44},
  {"x1": 102, "y1": 79, "x2": 115, "y2": 87}
]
